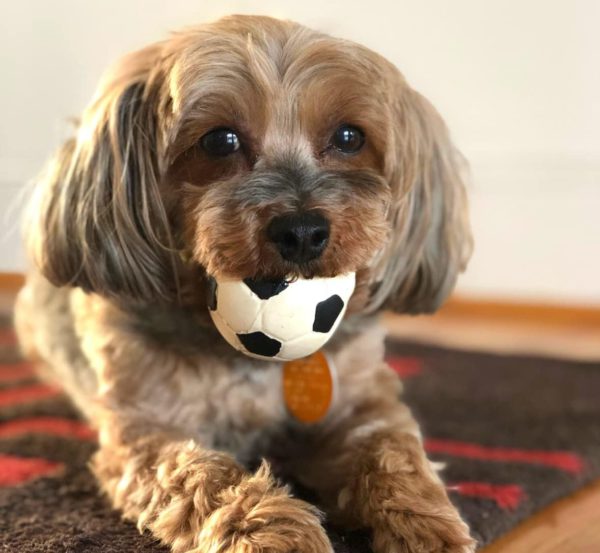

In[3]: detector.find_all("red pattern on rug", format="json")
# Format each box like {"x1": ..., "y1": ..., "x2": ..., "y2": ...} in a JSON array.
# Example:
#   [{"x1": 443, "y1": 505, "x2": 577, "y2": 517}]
[
  {"x1": 0, "y1": 361, "x2": 35, "y2": 382},
  {"x1": 425, "y1": 438, "x2": 584, "y2": 474},
  {"x1": 0, "y1": 417, "x2": 96, "y2": 441},
  {"x1": 450, "y1": 482, "x2": 526, "y2": 510},
  {"x1": 0, "y1": 384, "x2": 62, "y2": 407},
  {"x1": 0, "y1": 454, "x2": 63, "y2": 486},
  {"x1": 387, "y1": 356, "x2": 423, "y2": 378}
]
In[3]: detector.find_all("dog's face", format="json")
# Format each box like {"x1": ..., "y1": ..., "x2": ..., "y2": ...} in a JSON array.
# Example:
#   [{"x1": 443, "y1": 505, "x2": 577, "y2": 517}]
[
  {"x1": 169, "y1": 21, "x2": 395, "y2": 288},
  {"x1": 29, "y1": 15, "x2": 472, "y2": 314}
]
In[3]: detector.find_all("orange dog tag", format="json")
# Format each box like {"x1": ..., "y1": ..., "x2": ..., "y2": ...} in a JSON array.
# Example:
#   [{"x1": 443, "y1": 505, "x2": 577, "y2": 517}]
[{"x1": 283, "y1": 351, "x2": 335, "y2": 424}]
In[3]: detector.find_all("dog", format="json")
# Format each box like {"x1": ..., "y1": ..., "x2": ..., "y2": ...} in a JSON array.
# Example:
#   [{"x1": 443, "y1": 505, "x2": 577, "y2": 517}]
[{"x1": 15, "y1": 14, "x2": 474, "y2": 553}]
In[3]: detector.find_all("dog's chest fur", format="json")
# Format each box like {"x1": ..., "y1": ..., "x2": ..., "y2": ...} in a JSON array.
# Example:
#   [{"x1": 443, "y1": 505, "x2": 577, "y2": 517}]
[{"x1": 75, "y1": 297, "x2": 287, "y2": 458}]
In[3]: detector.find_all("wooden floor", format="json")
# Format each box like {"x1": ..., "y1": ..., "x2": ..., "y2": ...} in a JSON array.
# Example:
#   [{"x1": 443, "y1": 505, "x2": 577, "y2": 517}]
[
  {"x1": 2, "y1": 274, "x2": 600, "y2": 553},
  {"x1": 384, "y1": 299, "x2": 600, "y2": 362}
]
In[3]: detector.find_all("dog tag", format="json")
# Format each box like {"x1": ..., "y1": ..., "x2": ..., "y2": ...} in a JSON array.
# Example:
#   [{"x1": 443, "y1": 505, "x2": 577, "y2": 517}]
[{"x1": 283, "y1": 351, "x2": 335, "y2": 424}]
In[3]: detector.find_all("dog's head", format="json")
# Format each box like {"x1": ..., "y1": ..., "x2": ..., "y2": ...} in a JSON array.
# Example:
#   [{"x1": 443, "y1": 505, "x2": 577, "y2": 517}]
[{"x1": 28, "y1": 15, "x2": 472, "y2": 314}]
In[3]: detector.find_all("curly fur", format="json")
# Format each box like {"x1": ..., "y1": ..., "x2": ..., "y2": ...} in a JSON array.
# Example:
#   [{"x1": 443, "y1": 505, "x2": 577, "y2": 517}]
[{"x1": 16, "y1": 14, "x2": 474, "y2": 553}]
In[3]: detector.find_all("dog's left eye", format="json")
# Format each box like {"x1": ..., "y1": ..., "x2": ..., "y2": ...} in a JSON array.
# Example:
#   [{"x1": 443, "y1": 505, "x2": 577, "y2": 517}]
[
  {"x1": 330, "y1": 125, "x2": 365, "y2": 154},
  {"x1": 200, "y1": 128, "x2": 241, "y2": 157}
]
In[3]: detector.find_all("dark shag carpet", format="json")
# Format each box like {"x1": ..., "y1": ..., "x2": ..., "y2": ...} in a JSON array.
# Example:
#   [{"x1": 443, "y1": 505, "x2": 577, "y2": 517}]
[{"x1": 1, "y1": 314, "x2": 599, "y2": 552}]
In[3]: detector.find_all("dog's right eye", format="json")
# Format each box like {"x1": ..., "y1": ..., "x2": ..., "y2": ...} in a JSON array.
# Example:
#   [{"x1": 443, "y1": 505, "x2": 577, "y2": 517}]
[{"x1": 200, "y1": 128, "x2": 241, "y2": 157}]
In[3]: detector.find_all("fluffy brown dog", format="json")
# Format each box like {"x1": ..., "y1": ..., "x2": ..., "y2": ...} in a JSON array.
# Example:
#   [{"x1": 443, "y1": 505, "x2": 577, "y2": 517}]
[{"x1": 16, "y1": 14, "x2": 474, "y2": 553}]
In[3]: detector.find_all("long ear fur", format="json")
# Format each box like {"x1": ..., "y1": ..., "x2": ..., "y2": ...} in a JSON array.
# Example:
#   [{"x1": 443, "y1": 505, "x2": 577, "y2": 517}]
[
  {"x1": 27, "y1": 44, "x2": 180, "y2": 303},
  {"x1": 367, "y1": 85, "x2": 473, "y2": 314}
]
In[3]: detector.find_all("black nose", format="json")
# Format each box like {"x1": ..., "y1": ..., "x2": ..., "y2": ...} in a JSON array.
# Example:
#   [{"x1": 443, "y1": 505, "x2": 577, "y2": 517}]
[{"x1": 267, "y1": 212, "x2": 330, "y2": 263}]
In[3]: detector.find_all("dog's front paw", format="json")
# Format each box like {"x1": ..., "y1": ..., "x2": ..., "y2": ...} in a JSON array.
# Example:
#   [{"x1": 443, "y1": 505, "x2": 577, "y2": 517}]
[
  {"x1": 193, "y1": 465, "x2": 332, "y2": 553},
  {"x1": 345, "y1": 433, "x2": 476, "y2": 553},
  {"x1": 371, "y1": 507, "x2": 475, "y2": 553}
]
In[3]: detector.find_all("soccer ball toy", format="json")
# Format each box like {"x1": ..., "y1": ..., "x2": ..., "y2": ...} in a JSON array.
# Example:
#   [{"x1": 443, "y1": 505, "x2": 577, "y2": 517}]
[{"x1": 207, "y1": 272, "x2": 356, "y2": 361}]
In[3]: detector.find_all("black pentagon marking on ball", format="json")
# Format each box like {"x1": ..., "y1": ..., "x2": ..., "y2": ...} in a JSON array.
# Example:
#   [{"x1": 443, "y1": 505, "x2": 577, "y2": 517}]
[
  {"x1": 243, "y1": 277, "x2": 289, "y2": 300},
  {"x1": 313, "y1": 294, "x2": 345, "y2": 333},
  {"x1": 237, "y1": 332, "x2": 282, "y2": 357},
  {"x1": 206, "y1": 276, "x2": 218, "y2": 311}
]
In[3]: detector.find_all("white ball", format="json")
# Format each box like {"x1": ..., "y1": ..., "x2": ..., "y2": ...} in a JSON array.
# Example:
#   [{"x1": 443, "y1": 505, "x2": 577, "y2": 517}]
[{"x1": 207, "y1": 273, "x2": 356, "y2": 361}]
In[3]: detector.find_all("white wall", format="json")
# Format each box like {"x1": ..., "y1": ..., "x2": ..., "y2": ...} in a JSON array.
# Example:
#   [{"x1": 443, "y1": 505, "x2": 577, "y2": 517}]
[{"x1": 1, "y1": 0, "x2": 599, "y2": 305}]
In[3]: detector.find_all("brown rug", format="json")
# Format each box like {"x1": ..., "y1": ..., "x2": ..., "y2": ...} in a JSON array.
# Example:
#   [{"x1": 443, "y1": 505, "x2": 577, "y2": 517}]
[{"x1": 1, "y1": 313, "x2": 599, "y2": 552}]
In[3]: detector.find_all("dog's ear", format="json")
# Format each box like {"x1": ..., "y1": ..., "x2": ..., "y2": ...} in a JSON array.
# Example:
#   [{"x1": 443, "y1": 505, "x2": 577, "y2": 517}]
[
  {"x1": 367, "y1": 85, "x2": 473, "y2": 314},
  {"x1": 27, "y1": 44, "x2": 180, "y2": 303}
]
